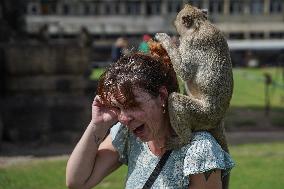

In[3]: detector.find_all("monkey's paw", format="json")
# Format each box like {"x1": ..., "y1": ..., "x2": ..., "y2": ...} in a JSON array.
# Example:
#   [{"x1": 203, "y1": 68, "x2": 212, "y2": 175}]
[{"x1": 155, "y1": 33, "x2": 171, "y2": 47}]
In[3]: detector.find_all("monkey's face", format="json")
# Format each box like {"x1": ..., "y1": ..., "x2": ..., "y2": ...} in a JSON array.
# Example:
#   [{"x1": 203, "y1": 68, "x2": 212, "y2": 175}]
[{"x1": 174, "y1": 4, "x2": 206, "y2": 36}]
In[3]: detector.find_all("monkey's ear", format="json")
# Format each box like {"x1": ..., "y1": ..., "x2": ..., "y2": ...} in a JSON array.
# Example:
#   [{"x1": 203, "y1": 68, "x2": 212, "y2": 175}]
[
  {"x1": 182, "y1": 15, "x2": 193, "y2": 28},
  {"x1": 201, "y1": 9, "x2": 208, "y2": 20},
  {"x1": 183, "y1": 4, "x2": 191, "y2": 9}
]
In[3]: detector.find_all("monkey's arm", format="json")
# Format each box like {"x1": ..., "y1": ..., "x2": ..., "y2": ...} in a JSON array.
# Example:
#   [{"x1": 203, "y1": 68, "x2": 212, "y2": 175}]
[
  {"x1": 155, "y1": 33, "x2": 182, "y2": 72},
  {"x1": 155, "y1": 33, "x2": 197, "y2": 81}
]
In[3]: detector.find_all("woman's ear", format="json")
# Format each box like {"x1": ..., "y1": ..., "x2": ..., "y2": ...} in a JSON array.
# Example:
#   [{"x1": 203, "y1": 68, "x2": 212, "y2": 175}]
[
  {"x1": 159, "y1": 86, "x2": 168, "y2": 104},
  {"x1": 201, "y1": 9, "x2": 208, "y2": 20}
]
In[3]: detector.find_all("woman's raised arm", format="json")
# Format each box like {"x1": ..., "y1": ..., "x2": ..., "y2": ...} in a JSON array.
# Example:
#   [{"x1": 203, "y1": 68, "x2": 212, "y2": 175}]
[{"x1": 66, "y1": 96, "x2": 121, "y2": 189}]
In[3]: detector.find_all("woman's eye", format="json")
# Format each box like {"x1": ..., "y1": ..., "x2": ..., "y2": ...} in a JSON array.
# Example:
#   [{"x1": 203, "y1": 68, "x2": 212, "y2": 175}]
[
  {"x1": 111, "y1": 106, "x2": 121, "y2": 112},
  {"x1": 129, "y1": 106, "x2": 141, "y2": 111}
]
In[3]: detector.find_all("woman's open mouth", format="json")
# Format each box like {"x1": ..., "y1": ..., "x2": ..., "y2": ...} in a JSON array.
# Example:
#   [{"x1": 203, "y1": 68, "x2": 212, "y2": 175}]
[{"x1": 133, "y1": 124, "x2": 145, "y2": 137}]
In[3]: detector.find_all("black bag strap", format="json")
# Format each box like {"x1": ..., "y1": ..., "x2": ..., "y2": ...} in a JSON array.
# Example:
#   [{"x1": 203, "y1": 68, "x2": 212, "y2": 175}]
[{"x1": 142, "y1": 150, "x2": 172, "y2": 189}]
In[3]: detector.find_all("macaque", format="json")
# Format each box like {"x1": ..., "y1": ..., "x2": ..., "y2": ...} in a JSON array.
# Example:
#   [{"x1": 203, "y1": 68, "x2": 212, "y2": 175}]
[{"x1": 155, "y1": 4, "x2": 233, "y2": 153}]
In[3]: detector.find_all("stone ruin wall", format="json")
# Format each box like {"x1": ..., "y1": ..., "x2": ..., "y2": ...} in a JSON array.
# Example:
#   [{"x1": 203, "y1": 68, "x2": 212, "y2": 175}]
[{"x1": 0, "y1": 42, "x2": 95, "y2": 146}]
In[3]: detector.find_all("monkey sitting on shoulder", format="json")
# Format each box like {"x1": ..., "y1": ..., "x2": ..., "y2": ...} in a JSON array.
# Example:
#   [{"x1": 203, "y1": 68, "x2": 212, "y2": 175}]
[{"x1": 155, "y1": 4, "x2": 233, "y2": 153}]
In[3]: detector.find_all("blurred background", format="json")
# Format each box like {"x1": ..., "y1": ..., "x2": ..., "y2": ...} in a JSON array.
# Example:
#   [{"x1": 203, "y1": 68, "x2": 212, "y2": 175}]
[{"x1": 0, "y1": 0, "x2": 283, "y2": 189}]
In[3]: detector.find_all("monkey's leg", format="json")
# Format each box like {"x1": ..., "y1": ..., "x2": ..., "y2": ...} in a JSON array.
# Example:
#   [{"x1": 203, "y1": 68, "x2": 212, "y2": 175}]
[
  {"x1": 167, "y1": 95, "x2": 193, "y2": 147},
  {"x1": 167, "y1": 91, "x2": 227, "y2": 147},
  {"x1": 169, "y1": 92, "x2": 222, "y2": 129}
]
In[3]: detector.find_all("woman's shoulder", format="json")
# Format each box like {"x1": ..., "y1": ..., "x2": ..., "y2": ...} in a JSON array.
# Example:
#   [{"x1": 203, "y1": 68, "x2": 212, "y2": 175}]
[
  {"x1": 182, "y1": 131, "x2": 235, "y2": 177},
  {"x1": 181, "y1": 131, "x2": 221, "y2": 159},
  {"x1": 183, "y1": 131, "x2": 227, "y2": 160},
  {"x1": 110, "y1": 122, "x2": 127, "y2": 138}
]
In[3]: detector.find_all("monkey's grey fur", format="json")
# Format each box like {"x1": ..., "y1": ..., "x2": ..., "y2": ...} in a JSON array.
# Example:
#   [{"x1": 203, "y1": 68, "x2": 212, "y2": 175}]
[{"x1": 155, "y1": 4, "x2": 233, "y2": 153}]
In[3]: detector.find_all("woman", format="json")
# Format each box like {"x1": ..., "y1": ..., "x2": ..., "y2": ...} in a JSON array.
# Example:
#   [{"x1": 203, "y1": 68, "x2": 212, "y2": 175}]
[{"x1": 66, "y1": 43, "x2": 235, "y2": 189}]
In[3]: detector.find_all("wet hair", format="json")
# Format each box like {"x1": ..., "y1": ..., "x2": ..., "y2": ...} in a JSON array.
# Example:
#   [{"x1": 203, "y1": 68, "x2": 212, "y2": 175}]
[{"x1": 97, "y1": 40, "x2": 179, "y2": 108}]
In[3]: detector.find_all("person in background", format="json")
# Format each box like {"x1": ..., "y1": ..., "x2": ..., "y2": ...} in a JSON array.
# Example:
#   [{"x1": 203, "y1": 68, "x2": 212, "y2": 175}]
[
  {"x1": 78, "y1": 26, "x2": 92, "y2": 47},
  {"x1": 111, "y1": 37, "x2": 129, "y2": 62},
  {"x1": 38, "y1": 24, "x2": 49, "y2": 43},
  {"x1": 138, "y1": 34, "x2": 151, "y2": 54},
  {"x1": 66, "y1": 41, "x2": 235, "y2": 189}
]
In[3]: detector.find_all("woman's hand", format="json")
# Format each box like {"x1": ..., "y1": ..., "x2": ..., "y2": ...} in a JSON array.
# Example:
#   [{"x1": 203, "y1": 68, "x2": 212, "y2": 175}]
[
  {"x1": 90, "y1": 95, "x2": 118, "y2": 133},
  {"x1": 66, "y1": 95, "x2": 121, "y2": 189}
]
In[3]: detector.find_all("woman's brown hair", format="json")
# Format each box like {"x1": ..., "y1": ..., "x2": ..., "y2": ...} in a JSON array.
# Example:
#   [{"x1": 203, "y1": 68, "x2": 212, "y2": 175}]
[{"x1": 97, "y1": 40, "x2": 178, "y2": 108}]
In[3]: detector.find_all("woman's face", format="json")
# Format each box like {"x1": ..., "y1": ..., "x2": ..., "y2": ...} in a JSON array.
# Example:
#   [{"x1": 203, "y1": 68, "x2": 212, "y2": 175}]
[{"x1": 113, "y1": 87, "x2": 168, "y2": 142}]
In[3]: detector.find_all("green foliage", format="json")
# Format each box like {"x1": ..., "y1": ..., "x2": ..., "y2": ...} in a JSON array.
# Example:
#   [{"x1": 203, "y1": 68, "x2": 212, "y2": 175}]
[
  {"x1": 1, "y1": 143, "x2": 284, "y2": 189},
  {"x1": 89, "y1": 68, "x2": 105, "y2": 80}
]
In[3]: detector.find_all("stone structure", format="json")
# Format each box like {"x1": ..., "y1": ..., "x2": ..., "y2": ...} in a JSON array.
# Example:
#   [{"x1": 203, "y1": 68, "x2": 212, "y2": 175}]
[
  {"x1": 1, "y1": 42, "x2": 92, "y2": 144},
  {"x1": 24, "y1": 0, "x2": 284, "y2": 40}
]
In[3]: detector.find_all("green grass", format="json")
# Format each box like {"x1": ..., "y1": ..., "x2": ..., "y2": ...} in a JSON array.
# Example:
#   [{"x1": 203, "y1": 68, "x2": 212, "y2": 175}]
[
  {"x1": 0, "y1": 159, "x2": 67, "y2": 189},
  {"x1": 89, "y1": 68, "x2": 105, "y2": 80},
  {"x1": 231, "y1": 67, "x2": 284, "y2": 108},
  {"x1": 1, "y1": 143, "x2": 284, "y2": 189},
  {"x1": 230, "y1": 142, "x2": 284, "y2": 189}
]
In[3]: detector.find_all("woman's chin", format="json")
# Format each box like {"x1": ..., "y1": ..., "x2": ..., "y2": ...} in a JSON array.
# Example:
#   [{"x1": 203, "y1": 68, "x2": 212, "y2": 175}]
[
  {"x1": 134, "y1": 132, "x2": 148, "y2": 141},
  {"x1": 132, "y1": 125, "x2": 153, "y2": 142},
  {"x1": 134, "y1": 132, "x2": 151, "y2": 142},
  {"x1": 133, "y1": 124, "x2": 146, "y2": 139}
]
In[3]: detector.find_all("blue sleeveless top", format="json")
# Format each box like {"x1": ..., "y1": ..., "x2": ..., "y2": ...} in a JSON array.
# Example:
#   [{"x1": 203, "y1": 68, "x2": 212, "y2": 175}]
[{"x1": 110, "y1": 123, "x2": 235, "y2": 189}]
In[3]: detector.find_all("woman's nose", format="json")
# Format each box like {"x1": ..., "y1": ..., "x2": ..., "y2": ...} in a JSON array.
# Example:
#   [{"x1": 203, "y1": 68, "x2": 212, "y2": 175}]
[{"x1": 118, "y1": 109, "x2": 133, "y2": 125}]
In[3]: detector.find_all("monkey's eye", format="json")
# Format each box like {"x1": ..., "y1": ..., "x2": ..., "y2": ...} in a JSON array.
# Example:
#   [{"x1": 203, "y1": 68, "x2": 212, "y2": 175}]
[{"x1": 182, "y1": 15, "x2": 193, "y2": 28}]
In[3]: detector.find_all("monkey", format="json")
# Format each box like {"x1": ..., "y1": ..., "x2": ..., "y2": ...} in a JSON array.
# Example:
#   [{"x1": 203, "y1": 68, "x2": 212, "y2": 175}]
[
  {"x1": 155, "y1": 5, "x2": 234, "y2": 189},
  {"x1": 155, "y1": 4, "x2": 233, "y2": 153}
]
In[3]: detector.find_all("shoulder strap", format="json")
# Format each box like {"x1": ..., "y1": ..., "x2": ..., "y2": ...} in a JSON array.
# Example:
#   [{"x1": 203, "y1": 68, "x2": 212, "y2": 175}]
[{"x1": 142, "y1": 150, "x2": 172, "y2": 189}]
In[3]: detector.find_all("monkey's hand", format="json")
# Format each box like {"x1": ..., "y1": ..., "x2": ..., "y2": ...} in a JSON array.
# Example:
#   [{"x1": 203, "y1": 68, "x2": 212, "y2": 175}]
[
  {"x1": 155, "y1": 33, "x2": 182, "y2": 79},
  {"x1": 155, "y1": 33, "x2": 171, "y2": 48}
]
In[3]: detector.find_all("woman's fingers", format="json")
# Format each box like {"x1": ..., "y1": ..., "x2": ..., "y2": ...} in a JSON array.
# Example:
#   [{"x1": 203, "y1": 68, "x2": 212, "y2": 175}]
[
  {"x1": 93, "y1": 95, "x2": 104, "y2": 107},
  {"x1": 108, "y1": 108, "x2": 119, "y2": 118}
]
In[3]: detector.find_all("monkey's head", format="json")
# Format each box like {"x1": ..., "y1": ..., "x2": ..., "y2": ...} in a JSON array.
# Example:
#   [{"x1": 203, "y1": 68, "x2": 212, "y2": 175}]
[{"x1": 174, "y1": 4, "x2": 208, "y2": 36}]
